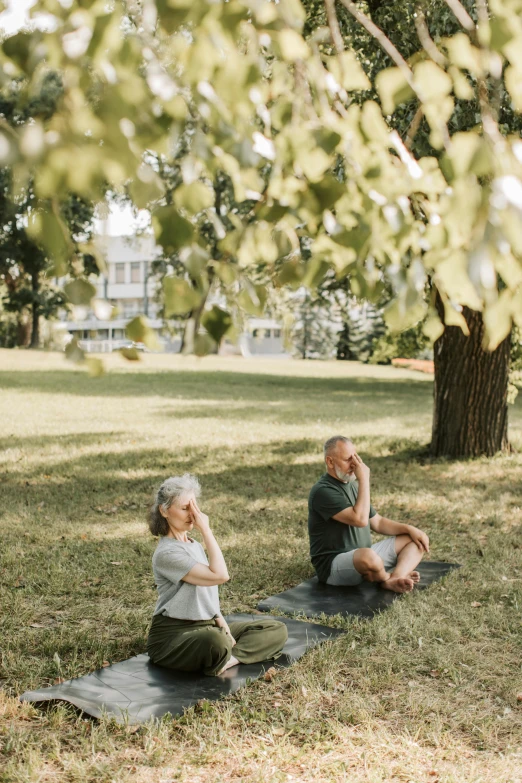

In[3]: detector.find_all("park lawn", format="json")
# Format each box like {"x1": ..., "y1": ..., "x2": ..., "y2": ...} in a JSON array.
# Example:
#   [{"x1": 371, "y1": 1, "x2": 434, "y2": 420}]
[{"x1": 0, "y1": 349, "x2": 521, "y2": 783}]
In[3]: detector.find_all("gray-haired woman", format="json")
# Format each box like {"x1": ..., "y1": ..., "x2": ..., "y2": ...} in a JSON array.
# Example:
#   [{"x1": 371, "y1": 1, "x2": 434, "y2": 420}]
[{"x1": 146, "y1": 474, "x2": 288, "y2": 676}]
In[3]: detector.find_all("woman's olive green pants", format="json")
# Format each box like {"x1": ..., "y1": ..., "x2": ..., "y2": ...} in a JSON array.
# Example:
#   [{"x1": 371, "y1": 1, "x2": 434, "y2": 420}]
[{"x1": 147, "y1": 615, "x2": 288, "y2": 677}]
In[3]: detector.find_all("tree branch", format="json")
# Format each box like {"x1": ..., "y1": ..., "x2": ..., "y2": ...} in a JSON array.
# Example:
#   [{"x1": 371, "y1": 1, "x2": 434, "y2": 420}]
[
  {"x1": 324, "y1": 0, "x2": 345, "y2": 53},
  {"x1": 441, "y1": 0, "x2": 504, "y2": 147},
  {"x1": 338, "y1": 0, "x2": 415, "y2": 88},
  {"x1": 441, "y1": 0, "x2": 475, "y2": 33},
  {"x1": 404, "y1": 104, "x2": 424, "y2": 150},
  {"x1": 414, "y1": 4, "x2": 447, "y2": 67}
]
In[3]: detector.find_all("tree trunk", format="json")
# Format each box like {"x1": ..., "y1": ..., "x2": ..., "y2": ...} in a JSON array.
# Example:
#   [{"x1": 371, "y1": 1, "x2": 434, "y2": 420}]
[
  {"x1": 17, "y1": 317, "x2": 31, "y2": 347},
  {"x1": 431, "y1": 303, "x2": 511, "y2": 458},
  {"x1": 29, "y1": 271, "x2": 40, "y2": 349}
]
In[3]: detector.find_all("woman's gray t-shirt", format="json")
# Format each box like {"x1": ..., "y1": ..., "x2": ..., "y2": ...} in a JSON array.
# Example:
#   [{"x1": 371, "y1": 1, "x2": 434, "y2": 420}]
[{"x1": 151, "y1": 537, "x2": 221, "y2": 621}]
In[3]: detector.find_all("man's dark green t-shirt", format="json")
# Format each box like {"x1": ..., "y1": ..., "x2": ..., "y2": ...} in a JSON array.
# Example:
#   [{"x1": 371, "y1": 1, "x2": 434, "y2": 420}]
[{"x1": 308, "y1": 473, "x2": 377, "y2": 583}]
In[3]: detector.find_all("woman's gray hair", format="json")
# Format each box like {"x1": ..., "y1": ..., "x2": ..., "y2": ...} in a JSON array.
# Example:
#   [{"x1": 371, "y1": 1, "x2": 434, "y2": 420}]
[{"x1": 148, "y1": 473, "x2": 201, "y2": 537}]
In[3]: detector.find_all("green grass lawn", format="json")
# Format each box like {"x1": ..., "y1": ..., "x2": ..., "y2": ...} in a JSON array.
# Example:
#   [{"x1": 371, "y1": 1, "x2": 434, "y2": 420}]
[{"x1": 1, "y1": 350, "x2": 521, "y2": 783}]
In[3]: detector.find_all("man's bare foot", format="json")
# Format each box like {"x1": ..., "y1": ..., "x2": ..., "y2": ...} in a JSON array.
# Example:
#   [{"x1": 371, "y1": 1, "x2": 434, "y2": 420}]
[
  {"x1": 409, "y1": 571, "x2": 421, "y2": 583},
  {"x1": 217, "y1": 655, "x2": 240, "y2": 675},
  {"x1": 382, "y1": 576, "x2": 414, "y2": 593}
]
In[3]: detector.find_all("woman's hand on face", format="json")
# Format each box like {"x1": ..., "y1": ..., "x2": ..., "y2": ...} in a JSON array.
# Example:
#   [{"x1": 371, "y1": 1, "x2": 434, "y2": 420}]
[{"x1": 189, "y1": 498, "x2": 210, "y2": 532}]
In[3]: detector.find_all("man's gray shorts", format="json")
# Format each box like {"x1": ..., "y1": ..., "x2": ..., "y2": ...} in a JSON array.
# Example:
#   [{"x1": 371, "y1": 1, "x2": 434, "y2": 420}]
[{"x1": 326, "y1": 537, "x2": 398, "y2": 587}]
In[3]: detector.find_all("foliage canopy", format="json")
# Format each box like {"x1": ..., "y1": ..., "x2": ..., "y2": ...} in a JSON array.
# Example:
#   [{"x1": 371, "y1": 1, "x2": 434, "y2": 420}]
[{"x1": 1, "y1": 0, "x2": 522, "y2": 356}]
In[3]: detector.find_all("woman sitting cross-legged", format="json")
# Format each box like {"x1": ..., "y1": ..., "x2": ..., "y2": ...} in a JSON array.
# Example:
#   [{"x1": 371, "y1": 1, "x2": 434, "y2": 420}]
[{"x1": 147, "y1": 474, "x2": 288, "y2": 677}]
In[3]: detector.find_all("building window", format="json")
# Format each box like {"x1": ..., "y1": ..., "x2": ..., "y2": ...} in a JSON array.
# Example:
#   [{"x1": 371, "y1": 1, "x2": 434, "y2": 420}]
[
  {"x1": 130, "y1": 262, "x2": 141, "y2": 283},
  {"x1": 123, "y1": 300, "x2": 143, "y2": 318},
  {"x1": 123, "y1": 301, "x2": 136, "y2": 318},
  {"x1": 273, "y1": 329, "x2": 281, "y2": 338},
  {"x1": 115, "y1": 263, "x2": 125, "y2": 283}
]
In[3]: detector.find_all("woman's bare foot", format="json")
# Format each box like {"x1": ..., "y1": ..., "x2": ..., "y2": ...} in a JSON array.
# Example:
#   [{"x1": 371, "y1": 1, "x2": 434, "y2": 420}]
[
  {"x1": 217, "y1": 655, "x2": 240, "y2": 675},
  {"x1": 382, "y1": 576, "x2": 414, "y2": 593},
  {"x1": 409, "y1": 571, "x2": 421, "y2": 583}
]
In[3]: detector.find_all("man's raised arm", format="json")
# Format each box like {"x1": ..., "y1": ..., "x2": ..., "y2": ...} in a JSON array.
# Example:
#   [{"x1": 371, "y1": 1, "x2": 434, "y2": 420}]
[{"x1": 332, "y1": 455, "x2": 371, "y2": 528}]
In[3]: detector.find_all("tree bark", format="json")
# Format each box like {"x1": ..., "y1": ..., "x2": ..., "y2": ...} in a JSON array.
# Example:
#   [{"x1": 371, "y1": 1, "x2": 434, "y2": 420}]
[
  {"x1": 431, "y1": 301, "x2": 511, "y2": 458},
  {"x1": 29, "y1": 270, "x2": 40, "y2": 349}
]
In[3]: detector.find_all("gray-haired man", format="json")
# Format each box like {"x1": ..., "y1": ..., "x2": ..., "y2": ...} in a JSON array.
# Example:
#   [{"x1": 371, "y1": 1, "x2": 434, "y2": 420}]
[{"x1": 308, "y1": 436, "x2": 429, "y2": 593}]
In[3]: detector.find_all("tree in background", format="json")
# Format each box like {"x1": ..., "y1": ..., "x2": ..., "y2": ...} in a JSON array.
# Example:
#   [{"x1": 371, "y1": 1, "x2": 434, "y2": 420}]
[
  {"x1": 0, "y1": 73, "x2": 98, "y2": 347},
  {"x1": 336, "y1": 302, "x2": 386, "y2": 362},
  {"x1": 369, "y1": 321, "x2": 432, "y2": 364},
  {"x1": 301, "y1": 0, "x2": 522, "y2": 456},
  {"x1": 291, "y1": 290, "x2": 338, "y2": 359}
]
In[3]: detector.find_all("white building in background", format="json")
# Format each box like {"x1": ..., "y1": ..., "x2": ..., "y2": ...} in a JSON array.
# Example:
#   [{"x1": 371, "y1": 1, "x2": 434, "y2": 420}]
[{"x1": 60, "y1": 235, "x2": 287, "y2": 356}]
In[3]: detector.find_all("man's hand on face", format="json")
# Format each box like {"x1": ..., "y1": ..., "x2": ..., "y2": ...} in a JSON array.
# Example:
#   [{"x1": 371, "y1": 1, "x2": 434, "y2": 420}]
[
  {"x1": 352, "y1": 453, "x2": 370, "y2": 483},
  {"x1": 406, "y1": 525, "x2": 430, "y2": 553}
]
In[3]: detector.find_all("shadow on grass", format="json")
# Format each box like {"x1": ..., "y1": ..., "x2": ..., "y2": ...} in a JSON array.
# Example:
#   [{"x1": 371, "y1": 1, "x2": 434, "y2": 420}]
[
  {"x1": 0, "y1": 431, "x2": 125, "y2": 454},
  {"x1": 2, "y1": 433, "x2": 521, "y2": 690},
  {"x1": 0, "y1": 368, "x2": 432, "y2": 401},
  {"x1": 3, "y1": 437, "x2": 521, "y2": 523}
]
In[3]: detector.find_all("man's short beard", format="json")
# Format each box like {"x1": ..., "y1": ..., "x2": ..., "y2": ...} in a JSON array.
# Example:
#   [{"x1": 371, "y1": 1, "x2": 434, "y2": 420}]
[{"x1": 334, "y1": 465, "x2": 357, "y2": 483}]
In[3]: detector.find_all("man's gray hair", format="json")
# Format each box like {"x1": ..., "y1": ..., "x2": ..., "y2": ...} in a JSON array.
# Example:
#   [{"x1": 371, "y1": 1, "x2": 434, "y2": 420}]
[
  {"x1": 323, "y1": 435, "x2": 352, "y2": 460},
  {"x1": 148, "y1": 473, "x2": 201, "y2": 536}
]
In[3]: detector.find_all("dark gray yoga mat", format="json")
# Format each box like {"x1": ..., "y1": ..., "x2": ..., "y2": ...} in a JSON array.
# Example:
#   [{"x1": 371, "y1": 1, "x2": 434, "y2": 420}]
[
  {"x1": 257, "y1": 561, "x2": 461, "y2": 619},
  {"x1": 19, "y1": 614, "x2": 345, "y2": 724}
]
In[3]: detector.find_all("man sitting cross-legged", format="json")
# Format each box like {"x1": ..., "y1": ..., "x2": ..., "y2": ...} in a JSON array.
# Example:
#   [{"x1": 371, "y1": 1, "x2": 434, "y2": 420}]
[{"x1": 308, "y1": 436, "x2": 430, "y2": 593}]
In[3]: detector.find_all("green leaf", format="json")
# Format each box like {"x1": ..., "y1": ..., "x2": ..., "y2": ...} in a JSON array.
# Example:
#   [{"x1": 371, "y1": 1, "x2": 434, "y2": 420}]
[
  {"x1": 237, "y1": 283, "x2": 267, "y2": 316},
  {"x1": 152, "y1": 206, "x2": 194, "y2": 253},
  {"x1": 163, "y1": 277, "x2": 201, "y2": 316},
  {"x1": 220, "y1": 1, "x2": 249, "y2": 31},
  {"x1": 483, "y1": 290, "x2": 513, "y2": 350},
  {"x1": 277, "y1": 30, "x2": 310, "y2": 62},
  {"x1": 120, "y1": 347, "x2": 141, "y2": 361},
  {"x1": 212, "y1": 261, "x2": 238, "y2": 286},
  {"x1": 423, "y1": 313, "x2": 444, "y2": 342},
  {"x1": 201, "y1": 305, "x2": 233, "y2": 343},
  {"x1": 194, "y1": 333, "x2": 216, "y2": 357},
  {"x1": 310, "y1": 176, "x2": 346, "y2": 210},
  {"x1": 331, "y1": 224, "x2": 371, "y2": 255},
  {"x1": 302, "y1": 256, "x2": 330, "y2": 288},
  {"x1": 65, "y1": 337, "x2": 85, "y2": 364},
  {"x1": 180, "y1": 244, "x2": 210, "y2": 280},
  {"x1": 359, "y1": 101, "x2": 390, "y2": 145},
  {"x1": 505, "y1": 66, "x2": 522, "y2": 112},
  {"x1": 384, "y1": 298, "x2": 427, "y2": 333},
  {"x1": 155, "y1": 0, "x2": 193, "y2": 33},
  {"x1": 2, "y1": 32, "x2": 33, "y2": 71},
  {"x1": 326, "y1": 52, "x2": 371, "y2": 92},
  {"x1": 413, "y1": 61, "x2": 452, "y2": 103},
  {"x1": 129, "y1": 168, "x2": 166, "y2": 210},
  {"x1": 298, "y1": 148, "x2": 332, "y2": 182},
  {"x1": 312, "y1": 129, "x2": 342, "y2": 155},
  {"x1": 277, "y1": 259, "x2": 305, "y2": 286},
  {"x1": 488, "y1": 16, "x2": 514, "y2": 53},
  {"x1": 512, "y1": 288, "x2": 522, "y2": 328},
  {"x1": 28, "y1": 210, "x2": 71, "y2": 278},
  {"x1": 86, "y1": 357, "x2": 105, "y2": 378},
  {"x1": 162, "y1": 95, "x2": 188, "y2": 120},
  {"x1": 440, "y1": 132, "x2": 491, "y2": 180},
  {"x1": 375, "y1": 68, "x2": 415, "y2": 115},
  {"x1": 125, "y1": 315, "x2": 160, "y2": 351},
  {"x1": 64, "y1": 278, "x2": 97, "y2": 306},
  {"x1": 445, "y1": 34, "x2": 482, "y2": 76},
  {"x1": 174, "y1": 182, "x2": 215, "y2": 214}
]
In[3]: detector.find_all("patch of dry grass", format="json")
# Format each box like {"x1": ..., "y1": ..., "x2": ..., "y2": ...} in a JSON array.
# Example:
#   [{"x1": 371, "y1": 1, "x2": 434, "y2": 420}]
[{"x1": 0, "y1": 350, "x2": 521, "y2": 783}]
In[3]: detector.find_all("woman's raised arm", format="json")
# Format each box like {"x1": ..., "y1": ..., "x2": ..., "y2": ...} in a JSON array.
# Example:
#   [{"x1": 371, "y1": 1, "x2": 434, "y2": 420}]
[{"x1": 182, "y1": 499, "x2": 230, "y2": 586}]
